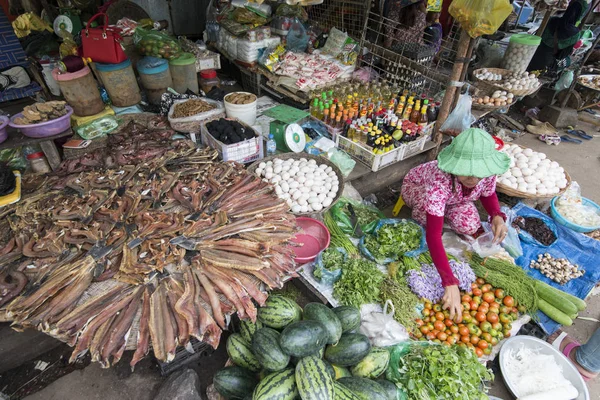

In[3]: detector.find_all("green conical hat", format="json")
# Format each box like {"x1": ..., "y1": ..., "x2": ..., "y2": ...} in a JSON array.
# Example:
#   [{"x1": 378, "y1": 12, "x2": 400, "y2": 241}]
[{"x1": 437, "y1": 128, "x2": 510, "y2": 178}]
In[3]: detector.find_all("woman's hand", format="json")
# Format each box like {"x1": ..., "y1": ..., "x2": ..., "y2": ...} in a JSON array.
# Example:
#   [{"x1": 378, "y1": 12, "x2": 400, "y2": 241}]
[
  {"x1": 442, "y1": 285, "x2": 462, "y2": 323},
  {"x1": 491, "y1": 215, "x2": 508, "y2": 244}
]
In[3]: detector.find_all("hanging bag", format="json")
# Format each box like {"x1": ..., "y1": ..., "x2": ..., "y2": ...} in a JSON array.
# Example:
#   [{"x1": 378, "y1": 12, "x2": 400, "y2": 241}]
[{"x1": 81, "y1": 13, "x2": 128, "y2": 64}]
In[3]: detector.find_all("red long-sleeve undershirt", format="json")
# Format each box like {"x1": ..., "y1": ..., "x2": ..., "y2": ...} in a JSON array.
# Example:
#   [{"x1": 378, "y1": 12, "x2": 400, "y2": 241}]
[{"x1": 426, "y1": 192, "x2": 504, "y2": 287}]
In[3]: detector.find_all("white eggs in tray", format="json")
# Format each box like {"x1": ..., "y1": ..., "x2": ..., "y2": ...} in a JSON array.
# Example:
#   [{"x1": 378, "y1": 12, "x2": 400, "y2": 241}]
[
  {"x1": 255, "y1": 158, "x2": 340, "y2": 214},
  {"x1": 498, "y1": 144, "x2": 568, "y2": 196}
]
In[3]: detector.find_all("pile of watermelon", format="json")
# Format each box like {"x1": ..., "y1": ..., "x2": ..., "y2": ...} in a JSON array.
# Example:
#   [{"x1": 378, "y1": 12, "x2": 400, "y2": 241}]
[{"x1": 214, "y1": 295, "x2": 396, "y2": 400}]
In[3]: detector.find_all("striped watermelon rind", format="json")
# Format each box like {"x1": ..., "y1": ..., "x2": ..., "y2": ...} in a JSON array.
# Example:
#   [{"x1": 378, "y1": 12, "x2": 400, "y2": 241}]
[
  {"x1": 333, "y1": 382, "x2": 362, "y2": 400},
  {"x1": 375, "y1": 379, "x2": 398, "y2": 400},
  {"x1": 333, "y1": 306, "x2": 361, "y2": 333},
  {"x1": 295, "y1": 356, "x2": 334, "y2": 400},
  {"x1": 337, "y1": 377, "x2": 388, "y2": 400},
  {"x1": 303, "y1": 303, "x2": 343, "y2": 344},
  {"x1": 350, "y1": 347, "x2": 390, "y2": 379},
  {"x1": 240, "y1": 319, "x2": 263, "y2": 343},
  {"x1": 324, "y1": 333, "x2": 371, "y2": 367},
  {"x1": 252, "y1": 327, "x2": 290, "y2": 371},
  {"x1": 227, "y1": 333, "x2": 261, "y2": 372},
  {"x1": 214, "y1": 366, "x2": 259, "y2": 400},
  {"x1": 252, "y1": 369, "x2": 298, "y2": 400},
  {"x1": 257, "y1": 295, "x2": 302, "y2": 329},
  {"x1": 279, "y1": 320, "x2": 328, "y2": 357}
]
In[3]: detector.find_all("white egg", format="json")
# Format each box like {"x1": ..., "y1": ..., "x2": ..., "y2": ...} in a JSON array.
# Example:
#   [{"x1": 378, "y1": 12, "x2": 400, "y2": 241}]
[
  {"x1": 274, "y1": 165, "x2": 282, "y2": 174},
  {"x1": 275, "y1": 186, "x2": 283, "y2": 195},
  {"x1": 324, "y1": 182, "x2": 332, "y2": 190},
  {"x1": 289, "y1": 180, "x2": 299, "y2": 189},
  {"x1": 255, "y1": 168, "x2": 263, "y2": 176},
  {"x1": 308, "y1": 159, "x2": 317, "y2": 165},
  {"x1": 286, "y1": 198, "x2": 294, "y2": 207},
  {"x1": 318, "y1": 193, "x2": 326, "y2": 202},
  {"x1": 305, "y1": 179, "x2": 314, "y2": 187},
  {"x1": 516, "y1": 176, "x2": 525, "y2": 184},
  {"x1": 323, "y1": 197, "x2": 333, "y2": 208},
  {"x1": 300, "y1": 205, "x2": 309, "y2": 213},
  {"x1": 524, "y1": 175, "x2": 536, "y2": 183},
  {"x1": 297, "y1": 176, "x2": 306, "y2": 184},
  {"x1": 292, "y1": 190, "x2": 302, "y2": 200},
  {"x1": 318, "y1": 164, "x2": 327, "y2": 170},
  {"x1": 300, "y1": 186, "x2": 310, "y2": 193},
  {"x1": 308, "y1": 191, "x2": 317, "y2": 198},
  {"x1": 511, "y1": 168, "x2": 523, "y2": 178},
  {"x1": 308, "y1": 196, "x2": 319, "y2": 204},
  {"x1": 538, "y1": 188, "x2": 548, "y2": 196},
  {"x1": 558, "y1": 180, "x2": 567, "y2": 189},
  {"x1": 271, "y1": 175, "x2": 281, "y2": 184},
  {"x1": 513, "y1": 147, "x2": 523, "y2": 154},
  {"x1": 289, "y1": 167, "x2": 299, "y2": 175},
  {"x1": 550, "y1": 161, "x2": 559, "y2": 168},
  {"x1": 281, "y1": 172, "x2": 290, "y2": 181},
  {"x1": 328, "y1": 190, "x2": 337, "y2": 198},
  {"x1": 523, "y1": 148, "x2": 533, "y2": 156},
  {"x1": 266, "y1": 161, "x2": 273, "y2": 166},
  {"x1": 551, "y1": 187, "x2": 560, "y2": 194},
  {"x1": 291, "y1": 204, "x2": 302, "y2": 213},
  {"x1": 298, "y1": 198, "x2": 307, "y2": 206},
  {"x1": 518, "y1": 184, "x2": 528, "y2": 192},
  {"x1": 311, "y1": 203, "x2": 323, "y2": 212},
  {"x1": 258, "y1": 162, "x2": 266, "y2": 169},
  {"x1": 516, "y1": 161, "x2": 527, "y2": 169},
  {"x1": 265, "y1": 172, "x2": 274, "y2": 180},
  {"x1": 281, "y1": 181, "x2": 290, "y2": 193},
  {"x1": 299, "y1": 158, "x2": 307, "y2": 163}
]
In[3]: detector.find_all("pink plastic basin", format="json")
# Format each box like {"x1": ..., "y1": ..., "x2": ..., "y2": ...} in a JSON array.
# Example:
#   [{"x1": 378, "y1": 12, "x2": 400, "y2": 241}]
[
  {"x1": 0, "y1": 116, "x2": 8, "y2": 144},
  {"x1": 290, "y1": 217, "x2": 331, "y2": 263},
  {"x1": 9, "y1": 106, "x2": 73, "y2": 138}
]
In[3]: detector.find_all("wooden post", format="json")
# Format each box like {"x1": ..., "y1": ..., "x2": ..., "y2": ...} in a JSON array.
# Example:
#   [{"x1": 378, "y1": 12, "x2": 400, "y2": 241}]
[
  {"x1": 536, "y1": 8, "x2": 554, "y2": 36},
  {"x1": 429, "y1": 29, "x2": 473, "y2": 159},
  {"x1": 560, "y1": 33, "x2": 600, "y2": 109},
  {"x1": 451, "y1": 37, "x2": 476, "y2": 110}
]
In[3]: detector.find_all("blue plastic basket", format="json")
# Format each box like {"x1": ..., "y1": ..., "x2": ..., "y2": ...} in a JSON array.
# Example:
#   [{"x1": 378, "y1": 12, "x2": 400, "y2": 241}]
[{"x1": 551, "y1": 196, "x2": 600, "y2": 233}]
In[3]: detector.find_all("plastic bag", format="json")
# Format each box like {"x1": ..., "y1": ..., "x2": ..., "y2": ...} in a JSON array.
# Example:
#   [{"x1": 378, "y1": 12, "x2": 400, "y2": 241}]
[
  {"x1": 337, "y1": 37, "x2": 359, "y2": 65},
  {"x1": 168, "y1": 98, "x2": 225, "y2": 133},
  {"x1": 0, "y1": 149, "x2": 27, "y2": 172},
  {"x1": 359, "y1": 219, "x2": 427, "y2": 264},
  {"x1": 472, "y1": 230, "x2": 503, "y2": 257},
  {"x1": 449, "y1": 0, "x2": 512, "y2": 38},
  {"x1": 134, "y1": 27, "x2": 182, "y2": 59},
  {"x1": 440, "y1": 92, "x2": 475, "y2": 136},
  {"x1": 514, "y1": 213, "x2": 559, "y2": 248},
  {"x1": 501, "y1": 206, "x2": 523, "y2": 258},
  {"x1": 555, "y1": 182, "x2": 600, "y2": 227},
  {"x1": 359, "y1": 300, "x2": 409, "y2": 347},
  {"x1": 313, "y1": 247, "x2": 345, "y2": 285},
  {"x1": 320, "y1": 27, "x2": 348, "y2": 57},
  {"x1": 554, "y1": 70, "x2": 574, "y2": 91},
  {"x1": 326, "y1": 148, "x2": 356, "y2": 177},
  {"x1": 330, "y1": 198, "x2": 385, "y2": 237},
  {"x1": 286, "y1": 18, "x2": 308, "y2": 52}
]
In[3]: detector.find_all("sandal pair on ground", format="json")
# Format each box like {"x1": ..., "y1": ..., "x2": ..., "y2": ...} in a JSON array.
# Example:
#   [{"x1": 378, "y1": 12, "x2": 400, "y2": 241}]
[{"x1": 527, "y1": 119, "x2": 593, "y2": 144}]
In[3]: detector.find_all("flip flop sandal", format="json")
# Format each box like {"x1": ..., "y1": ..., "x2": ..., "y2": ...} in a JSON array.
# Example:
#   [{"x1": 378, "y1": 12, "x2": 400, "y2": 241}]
[
  {"x1": 551, "y1": 331, "x2": 594, "y2": 381},
  {"x1": 560, "y1": 135, "x2": 582, "y2": 144},
  {"x1": 538, "y1": 134, "x2": 561, "y2": 145},
  {"x1": 567, "y1": 129, "x2": 593, "y2": 140}
]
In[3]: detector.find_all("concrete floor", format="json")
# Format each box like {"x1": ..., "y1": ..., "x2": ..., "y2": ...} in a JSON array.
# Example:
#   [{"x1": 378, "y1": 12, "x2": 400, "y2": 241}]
[{"x1": 2, "y1": 119, "x2": 600, "y2": 400}]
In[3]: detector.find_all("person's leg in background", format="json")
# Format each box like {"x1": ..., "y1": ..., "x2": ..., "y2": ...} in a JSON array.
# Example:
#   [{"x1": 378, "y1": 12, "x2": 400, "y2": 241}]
[
  {"x1": 444, "y1": 201, "x2": 481, "y2": 236},
  {"x1": 576, "y1": 328, "x2": 600, "y2": 375}
]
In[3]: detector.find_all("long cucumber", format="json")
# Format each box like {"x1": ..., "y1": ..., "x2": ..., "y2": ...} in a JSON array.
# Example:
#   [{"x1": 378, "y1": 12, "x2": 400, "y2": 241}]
[
  {"x1": 534, "y1": 282, "x2": 578, "y2": 316},
  {"x1": 538, "y1": 299, "x2": 573, "y2": 326},
  {"x1": 534, "y1": 281, "x2": 586, "y2": 311}
]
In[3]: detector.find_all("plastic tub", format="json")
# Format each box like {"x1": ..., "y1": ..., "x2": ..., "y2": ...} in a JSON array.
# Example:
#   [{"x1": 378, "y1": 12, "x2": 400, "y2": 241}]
[
  {"x1": 224, "y1": 92, "x2": 257, "y2": 126},
  {"x1": 96, "y1": 59, "x2": 141, "y2": 107},
  {"x1": 169, "y1": 52, "x2": 199, "y2": 94},
  {"x1": 52, "y1": 67, "x2": 104, "y2": 116},
  {"x1": 9, "y1": 106, "x2": 73, "y2": 138},
  {"x1": 137, "y1": 56, "x2": 173, "y2": 105},
  {"x1": 501, "y1": 34, "x2": 541, "y2": 73},
  {"x1": 290, "y1": 217, "x2": 330, "y2": 263},
  {"x1": 551, "y1": 196, "x2": 600, "y2": 233},
  {"x1": 0, "y1": 116, "x2": 8, "y2": 143}
]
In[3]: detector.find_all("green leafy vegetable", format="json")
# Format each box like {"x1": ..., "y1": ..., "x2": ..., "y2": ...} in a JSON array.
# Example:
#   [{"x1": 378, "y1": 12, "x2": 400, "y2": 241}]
[
  {"x1": 324, "y1": 211, "x2": 358, "y2": 255},
  {"x1": 379, "y1": 277, "x2": 419, "y2": 331},
  {"x1": 387, "y1": 343, "x2": 493, "y2": 400},
  {"x1": 365, "y1": 221, "x2": 422, "y2": 262},
  {"x1": 333, "y1": 258, "x2": 384, "y2": 307},
  {"x1": 321, "y1": 248, "x2": 344, "y2": 271}
]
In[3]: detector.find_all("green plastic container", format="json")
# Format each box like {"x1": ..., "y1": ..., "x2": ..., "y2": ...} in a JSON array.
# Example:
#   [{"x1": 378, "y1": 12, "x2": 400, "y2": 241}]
[
  {"x1": 502, "y1": 34, "x2": 542, "y2": 73},
  {"x1": 169, "y1": 52, "x2": 198, "y2": 94}
]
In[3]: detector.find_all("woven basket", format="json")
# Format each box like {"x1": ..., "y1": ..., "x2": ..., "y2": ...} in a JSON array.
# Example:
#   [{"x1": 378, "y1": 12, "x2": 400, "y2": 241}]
[
  {"x1": 496, "y1": 145, "x2": 572, "y2": 199},
  {"x1": 472, "y1": 68, "x2": 541, "y2": 97},
  {"x1": 471, "y1": 101, "x2": 514, "y2": 111},
  {"x1": 247, "y1": 153, "x2": 345, "y2": 216}
]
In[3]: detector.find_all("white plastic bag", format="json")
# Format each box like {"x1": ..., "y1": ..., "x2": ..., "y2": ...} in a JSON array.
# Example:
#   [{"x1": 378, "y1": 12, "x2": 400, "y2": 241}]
[
  {"x1": 555, "y1": 181, "x2": 600, "y2": 227},
  {"x1": 440, "y1": 92, "x2": 476, "y2": 136},
  {"x1": 168, "y1": 98, "x2": 225, "y2": 133},
  {"x1": 359, "y1": 300, "x2": 409, "y2": 347},
  {"x1": 554, "y1": 70, "x2": 573, "y2": 91},
  {"x1": 472, "y1": 230, "x2": 503, "y2": 257}
]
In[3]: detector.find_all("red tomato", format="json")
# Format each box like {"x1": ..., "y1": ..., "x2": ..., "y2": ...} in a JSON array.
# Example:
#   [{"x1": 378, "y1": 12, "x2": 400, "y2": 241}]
[
  {"x1": 476, "y1": 278, "x2": 486, "y2": 285},
  {"x1": 472, "y1": 288, "x2": 482, "y2": 297},
  {"x1": 437, "y1": 332, "x2": 448, "y2": 341},
  {"x1": 482, "y1": 292, "x2": 495, "y2": 304},
  {"x1": 434, "y1": 320, "x2": 445, "y2": 331},
  {"x1": 481, "y1": 284, "x2": 493, "y2": 293},
  {"x1": 461, "y1": 294, "x2": 472, "y2": 303},
  {"x1": 475, "y1": 312, "x2": 487, "y2": 323},
  {"x1": 475, "y1": 348, "x2": 484, "y2": 357},
  {"x1": 503, "y1": 296, "x2": 515, "y2": 307},
  {"x1": 494, "y1": 288, "x2": 505, "y2": 298},
  {"x1": 444, "y1": 319, "x2": 454, "y2": 327},
  {"x1": 487, "y1": 312, "x2": 499, "y2": 324},
  {"x1": 435, "y1": 312, "x2": 445, "y2": 321},
  {"x1": 478, "y1": 340, "x2": 489, "y2": 350},
  {"x1": 459, "y1": 326, "x2": 470, "y2": 336}
]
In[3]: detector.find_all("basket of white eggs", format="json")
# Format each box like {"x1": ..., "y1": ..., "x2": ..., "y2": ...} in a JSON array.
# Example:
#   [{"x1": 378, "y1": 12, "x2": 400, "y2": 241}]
[
  {"x1": 472, "y1": 68, "x2": 541, "y2": 97},
  {"x1": 248, "y1": 153, "x2": 345, "y2": 215},
  {"x1": 496, "y1": 144, "x2": 571, "y2": 199}
]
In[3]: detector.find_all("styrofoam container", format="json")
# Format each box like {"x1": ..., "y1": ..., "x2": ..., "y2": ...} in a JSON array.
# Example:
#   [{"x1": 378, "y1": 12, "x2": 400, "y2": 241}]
[
  {"x1": 224, "y1": 92, "x2": 257, "y2": 126},
  {"x1": 499, "y1": 336, "x2": 590, "y2": 400}
]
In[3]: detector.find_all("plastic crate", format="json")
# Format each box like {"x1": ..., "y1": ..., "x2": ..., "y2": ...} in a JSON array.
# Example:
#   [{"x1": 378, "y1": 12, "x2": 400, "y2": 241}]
[
  {"x1": 201, "y1": 118, "x2": 264, "y2": 164},
  {"x1": 399, "y1": 123, "x2": 434, "y2": 160},
  {"x1": 336, "y1": 134, "x2": 405, "y2": 172}
]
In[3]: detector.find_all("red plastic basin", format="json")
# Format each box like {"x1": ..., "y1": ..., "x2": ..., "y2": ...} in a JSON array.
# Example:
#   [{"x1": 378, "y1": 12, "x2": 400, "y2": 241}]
[{"x1": 290, "y1": 217, "x2": 331, "y2": 264}]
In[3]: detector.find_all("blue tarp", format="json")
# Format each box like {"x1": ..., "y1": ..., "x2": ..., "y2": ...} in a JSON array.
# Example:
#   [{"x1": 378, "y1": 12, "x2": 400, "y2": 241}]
[{"x1": 513, "y1": 203, "x2": 600, "y2": 334}]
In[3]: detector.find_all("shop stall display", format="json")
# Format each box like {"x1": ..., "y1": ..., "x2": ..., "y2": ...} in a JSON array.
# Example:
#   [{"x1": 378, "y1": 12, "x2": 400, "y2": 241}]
[{"x1": 95, "y1": 59, "x2": 141, "y2": 107}]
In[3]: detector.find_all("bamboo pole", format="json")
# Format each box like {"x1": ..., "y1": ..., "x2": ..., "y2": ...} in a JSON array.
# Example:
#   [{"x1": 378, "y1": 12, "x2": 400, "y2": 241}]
[
  {"x1": 451, "y1": 37, "x2": 476, "y2": 110},
  {"x1": 428, "y1": 29, "x2": 473, "y2": 160},
  {"x1": 536, "y1": 8, "x2": 554, "y2": 36},
  {"x1": 560, "y1": 33, "x2": 600, "y2": 109}
]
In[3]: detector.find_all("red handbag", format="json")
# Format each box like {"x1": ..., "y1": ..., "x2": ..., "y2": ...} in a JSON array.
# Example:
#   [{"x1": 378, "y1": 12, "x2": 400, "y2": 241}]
[{"x1": 81, "y1": 13, "x2": 128, "y2": 64}]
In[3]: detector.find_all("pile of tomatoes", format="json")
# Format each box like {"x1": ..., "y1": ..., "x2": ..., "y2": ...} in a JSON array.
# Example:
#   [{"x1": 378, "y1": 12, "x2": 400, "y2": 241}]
[{"x1": 413, "y1": 278, "x2": 526, "y2": 357}]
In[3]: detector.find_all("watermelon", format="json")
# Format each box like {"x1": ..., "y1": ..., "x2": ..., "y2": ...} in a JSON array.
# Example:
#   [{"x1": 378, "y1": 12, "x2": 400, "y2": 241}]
[
  {"x1": 323, "y1": 361, "x2": 336, "y2": 380},
  {"x1": 295, "y1": 356, "x2": 334, "y2": 400},
  {"x1": 227, "y1": 333, "x2": 261, "y2": 372},
  {"x1": 252, "y1": 369, "x2": 298, "y2": 400},
  {"x1": 240, "y1": 319, "x2": 263, "y2": 343},
  {"x1": 332, "y1": 364, "x2": 352, "y2": 380},
  {"x1": 337, "y1": 377, "x2": 388, "y2": 400},
  {"x1": 279, "y1": 320, "x2": 328, "y2": 357},
  {"x1": 258, "y1": 295, "x2": 302, "y2": 329},
  {"x1": 324, "y1": 333, "x2": 371, "y2": 367},
  {"x1": 350, "y1": 347, "x2": 390, "y2": 378},
  {"x1": 252, "y1": 328, "x2": 290, "y2": 371},
  {"x1": 214, "y1": 366, "x2": 259, "y2": 400},
  {"x1": 303, "y1": 303, "x2": 343, "y2": 344},
  {"x1": 333, "y1": 306, "x2": 361, "y2": 333},
  {"x1": 290, "y1": 347, "x2": 324, "y2": 366},
  {"x1": 375, "y1": 379, "x2": 398, "y2": 400},
  {"x1": 333, "y1": 382, "x2": 362, "y2": 400}
]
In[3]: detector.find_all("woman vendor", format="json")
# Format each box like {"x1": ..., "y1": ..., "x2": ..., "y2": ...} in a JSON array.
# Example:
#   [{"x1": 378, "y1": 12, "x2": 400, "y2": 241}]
[
  {"x1": 527, "y1": 0, "x2": 589, "y2": 71},
  {"x1": 401, "y1": 128, "x2": 510, "y2": 322}
]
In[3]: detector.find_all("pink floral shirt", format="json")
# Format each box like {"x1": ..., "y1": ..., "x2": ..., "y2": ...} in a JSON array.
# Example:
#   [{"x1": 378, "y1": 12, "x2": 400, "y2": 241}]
[{"x1": 402, "y1": 160, "x2": 497, "y2": 217}]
